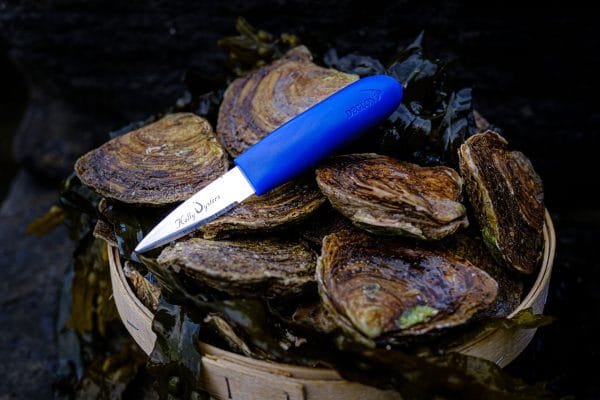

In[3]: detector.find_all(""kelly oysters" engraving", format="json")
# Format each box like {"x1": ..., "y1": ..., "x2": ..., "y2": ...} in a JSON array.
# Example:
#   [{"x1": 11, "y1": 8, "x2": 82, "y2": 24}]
[{"x1": 175, "y1": 194, "x2": 221, "y2": 228}]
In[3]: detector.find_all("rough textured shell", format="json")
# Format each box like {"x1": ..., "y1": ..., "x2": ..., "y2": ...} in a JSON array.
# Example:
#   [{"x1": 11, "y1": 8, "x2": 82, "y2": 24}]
[
  {"x1": 217, "y1": 46, "x2": 358, "y2": 157},
  {"x1": 93, "y1": 219, "x2": 117, "y2": 246},
  {"x1": 316, "y1": 153, "x2": 468, "y2": 240},
  {"x1": 200, "y1": 178, "x2": 325, "y2": 239},
  {"x1": 297, "y1": 205, "x2": 354, "y2": 248},
  {"x1": 291, "y1": 301, "x2": 337, "y2": 334},
  {"x1": 157, "y1": 237, "x2": 316, "y2": 298},
  {"x1": 75, "y1": 113, "x2": 229, "y2": 205},
  {"x1": 443, "y1": 231, "x2": 523, "y2": 318},
  {"x1": 458, "y1": 131, "x2": 544, "y2": 274},
  {"x1": 316, "y1": 230, "x2": 498, "y2": 345},
  {"x1": 123, "y1": 261, "x2": 161, "y2": 312}
]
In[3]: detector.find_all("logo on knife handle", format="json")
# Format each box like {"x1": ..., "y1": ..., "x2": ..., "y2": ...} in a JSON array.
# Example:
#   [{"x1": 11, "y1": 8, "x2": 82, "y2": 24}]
[{"x1": 345, "y1": 89, "x2": 382, "y2": 119}]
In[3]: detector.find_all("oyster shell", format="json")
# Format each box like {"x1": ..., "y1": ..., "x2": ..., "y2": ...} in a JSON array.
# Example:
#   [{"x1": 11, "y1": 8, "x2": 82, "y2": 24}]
[
  {"x1": 157, "y1": 237, "x2": 316, "y2": 298},
  {"x1": 123, "y1": 261, "x2": 161, "y2": 312},
  {"x1": 93, "y1": 219, "x2": 117, "y2": 247},
  {"x1": 458, "y1": 131, "x2": 544, "y2": 274},
  {"x1": 200, "y1": 177, "x2": 325, "y2": 239},
  {"x1": 217, "y1": 46, "x2": 358, "y2": 157},
  {"x1": 297, "y1": 205, "x2": 354, "y2": 248},
  {"x1": 444, "y1": 231, "x2": 524, "y2": 318},
  {"x1": 316, "y1": 230, "x2": 498, "y2": 345},
  {"x1": 75, "y1": 113, "x2": 229, "y2": 205},
  {"x1": 316, "y1": 153, "x2": 468, "y2": 240},
  {"x1": 204, "y1": 314, "x2": 268, "y2": 359},
  {"x1": 292, "y1": 301, "x2": 337, "y2": 334}
]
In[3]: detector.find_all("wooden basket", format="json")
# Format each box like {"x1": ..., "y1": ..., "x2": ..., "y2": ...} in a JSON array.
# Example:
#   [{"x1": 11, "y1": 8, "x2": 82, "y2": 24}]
[{"x1": 108, "y1": 211, "x2": 556, "y2": 400}]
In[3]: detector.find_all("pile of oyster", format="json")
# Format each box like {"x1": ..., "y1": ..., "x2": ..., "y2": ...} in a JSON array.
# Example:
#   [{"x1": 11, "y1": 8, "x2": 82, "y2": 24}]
[{"x1": 76, "y1": 46, "x2": 545, "y2": 352}]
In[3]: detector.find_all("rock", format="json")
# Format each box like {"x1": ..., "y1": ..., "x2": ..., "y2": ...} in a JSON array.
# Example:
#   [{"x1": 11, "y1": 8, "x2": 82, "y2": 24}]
[{"x1": 0, "y1": 171, "x2": 74, "y2": 398}]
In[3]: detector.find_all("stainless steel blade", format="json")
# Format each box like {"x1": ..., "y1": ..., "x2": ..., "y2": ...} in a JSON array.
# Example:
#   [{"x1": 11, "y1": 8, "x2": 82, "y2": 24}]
[{"x1": 134, "y1": 167, "x2": 255, "y2": 253}]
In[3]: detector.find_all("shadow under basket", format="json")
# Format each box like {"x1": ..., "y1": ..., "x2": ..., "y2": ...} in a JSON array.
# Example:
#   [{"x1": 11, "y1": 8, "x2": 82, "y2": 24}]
[{"x1": 108, "y1": 211, "x2": 556, "y2": 400}]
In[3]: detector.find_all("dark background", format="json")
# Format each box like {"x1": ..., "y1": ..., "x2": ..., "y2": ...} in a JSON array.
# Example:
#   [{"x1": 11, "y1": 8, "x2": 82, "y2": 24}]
[{"x1": 1, "y1": 1, "x2": 598, "y2": 398}]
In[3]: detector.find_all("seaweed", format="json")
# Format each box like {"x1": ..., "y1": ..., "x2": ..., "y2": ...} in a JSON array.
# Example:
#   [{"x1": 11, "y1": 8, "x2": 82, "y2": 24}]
[
  {"x1": 323, "y1": 48, "x2": 386, "y2": 77},
  {"x1": 328, "y1": 32, "x2": 479, "y2": 166},
  {"x1": 71, "y1": 340, "x2": 149, "y2": 400},
  {"x1": 138, "y1": 254, "x2": 320, "y2": 366},
  {"x1": 147, "y1": 300, "x2": 207, "y2": 400},
  {"x1": 97, "y1": 199, "x2": 168, "y2": 262},
  {"x1": 331, "y1": 346, "x2": 554, "y2": 400},
  {"x1": 218, "y1": 17, "x2": 300, "y2": 76},
  {"x1": 378, "y1": 32, "x2": 477, "y2": 167},
  {"x1": 67, "y1": 237, "x2": 119, "y2": 336},
  {"x1": 443, "y1": 308, "x2": 555, "y2": 350},
  {"x1": 26, "y1": 205, "x2": 65, "y2": 236},
  {"x1": 54, "y1": 224, "x2": 151, "y2": 398}
]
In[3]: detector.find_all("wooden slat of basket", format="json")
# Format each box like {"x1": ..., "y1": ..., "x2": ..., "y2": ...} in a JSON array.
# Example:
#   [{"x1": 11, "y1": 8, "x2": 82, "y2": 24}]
[
  {"x1": 108, "y1": 247, "x2": 157, "y2": 354},
  {"x1": 108, "y1": 211, "x2": 556, "y2": 399}
]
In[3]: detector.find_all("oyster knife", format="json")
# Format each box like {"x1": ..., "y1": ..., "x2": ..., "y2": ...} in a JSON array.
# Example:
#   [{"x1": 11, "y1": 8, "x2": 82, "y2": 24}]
[{"x1": 135, "y1": 75, "x2": 402, "y2": 253}]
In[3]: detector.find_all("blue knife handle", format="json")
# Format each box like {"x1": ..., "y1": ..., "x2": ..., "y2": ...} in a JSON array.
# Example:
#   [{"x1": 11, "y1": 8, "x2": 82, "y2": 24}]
[{"x1": 234, "y1": 74, "x2": 403, "y2": 195}]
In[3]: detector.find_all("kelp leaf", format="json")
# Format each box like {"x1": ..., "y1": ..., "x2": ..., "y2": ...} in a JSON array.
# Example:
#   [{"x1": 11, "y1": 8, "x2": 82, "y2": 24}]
[
  {"x1": 74, "y1": 342, "x2": 148, "y2": 400},
  {"x1": 376, "y1": 33, "x2": 478, "y2": 167},
  {"x1": 503, "y1": 309, "x2": 555, "y2": 329},
  {"x1": 147, "y1": 300, "x2": 205, "y2": 400},
  {"x1": 386, "y1": 31, "x2": 446, "y2": 104},
  {"x1": 440, "y1": 88, "x2": 474, "y2": 163},
  {"x1": 323, "y1": 48, "x2": 386, "y2": 77},
  {"x1": 439, "y1": 308, "x2": 555, "y2": 350},
  {"x1": 26, "y1": 205, "x2": 65, "y2": 236},
  {"x1": 332, "y1": 343, "x2": 555, "y2": 400},
  {"x1": 67, "y1": 238, "x2": 119, "y2": 336},
  {"x1": 218, "y1": 17, "x2": 300, "y2": 75}
]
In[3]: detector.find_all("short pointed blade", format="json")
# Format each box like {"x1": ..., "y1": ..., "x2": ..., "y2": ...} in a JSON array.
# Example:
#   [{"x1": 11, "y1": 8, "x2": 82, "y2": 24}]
[{"x1": 134, "y1": 167, "x2": 255, "y2": 253}]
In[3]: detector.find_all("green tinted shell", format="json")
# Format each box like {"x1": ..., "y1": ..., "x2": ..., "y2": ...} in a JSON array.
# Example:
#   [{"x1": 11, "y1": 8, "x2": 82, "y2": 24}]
[
  {"x1": 316, "y1": 153, "x2": 468, "y2": 240},
  {"x1": 458, "y1": 131, "x2": 544, "y2": 274},
  {"x1": 316, "y1": 230, "x2": 498, "y2": 345}
]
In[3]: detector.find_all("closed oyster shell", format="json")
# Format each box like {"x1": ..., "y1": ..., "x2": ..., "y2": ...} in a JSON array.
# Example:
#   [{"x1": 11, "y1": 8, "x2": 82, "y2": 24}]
[
  {"x1": 157, "y1": 237, "x2": 316, "y2": 298},
  {"x1": 316, "y1": 230, "x2": 498, "y2": 345},
  {"x1": 443, "y1": 231, "x2": 524, "y2": 318},
  {"x1": 75, "y1": 113, "x2": 229, "y2": 205},
  {"x1": 458, "y1": 131, "x2": 544, "y2": 274},
  {"x1": 200, "y1": 177, "x2": 325, "y2": 239},
  {"x1": 217, "y1": 46, "x2": 358, "y2": 157},
  {"x1": 316, "y1": 153, "x2": 468, "y2": 240}
]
